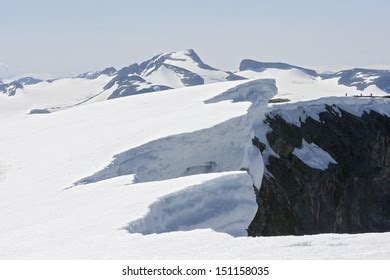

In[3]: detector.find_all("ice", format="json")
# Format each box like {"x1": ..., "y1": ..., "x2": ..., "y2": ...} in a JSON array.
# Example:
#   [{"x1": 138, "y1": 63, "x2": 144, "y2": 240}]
[
  {"x1": 74, "y1": 79, "x2": 276, "y2": 188},
  {"x1": 0, "y1": 79, "x2": 277, "y2": 258},
  {"x1": 127, "y1": 172, "x2": 257, "y2": 237}
]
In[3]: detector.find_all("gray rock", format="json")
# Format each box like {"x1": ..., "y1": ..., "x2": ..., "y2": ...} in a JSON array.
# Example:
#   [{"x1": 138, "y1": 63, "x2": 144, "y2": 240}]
[
  {"x1": 29, "y1": 108, "x2": 51, "y2": 114},
  {"x1": 248, "y1": 106, "x2": 390, "y2": 236}
]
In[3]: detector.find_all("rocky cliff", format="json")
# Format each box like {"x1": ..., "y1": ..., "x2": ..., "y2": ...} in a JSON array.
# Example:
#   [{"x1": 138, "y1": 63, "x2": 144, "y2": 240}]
[{"x1": 248, "y1": 102, "x2": 390, "y2": 236}]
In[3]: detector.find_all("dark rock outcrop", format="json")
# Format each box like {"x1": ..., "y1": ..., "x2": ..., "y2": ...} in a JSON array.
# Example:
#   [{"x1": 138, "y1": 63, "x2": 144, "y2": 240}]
[
  {"x1": 29, "y1": 108, "x2": 51, "y2": 114},
  {"x1": 248, "y1": 106, "x2": 390, "y2": 236}
]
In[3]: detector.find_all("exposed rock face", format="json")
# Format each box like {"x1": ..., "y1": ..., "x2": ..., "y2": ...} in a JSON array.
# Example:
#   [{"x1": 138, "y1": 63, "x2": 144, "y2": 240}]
[{"x1": 248, "y1": 106, "x2": 390, "y2": 236}]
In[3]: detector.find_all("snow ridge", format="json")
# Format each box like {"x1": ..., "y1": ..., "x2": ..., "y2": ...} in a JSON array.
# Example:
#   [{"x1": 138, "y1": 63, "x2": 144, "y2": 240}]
[
  {"x1": 70, "y1": 79, "x2": 276, "y2": 239},
  {"x1": 268, "y1": 97, "x2": 390, "y2": 127},
  {"x1": 75, "y1": 79, "x2": 277, "y2": 189},
  {"x1": 127, "y1": 172, "x2": 257, "y2": 237}
]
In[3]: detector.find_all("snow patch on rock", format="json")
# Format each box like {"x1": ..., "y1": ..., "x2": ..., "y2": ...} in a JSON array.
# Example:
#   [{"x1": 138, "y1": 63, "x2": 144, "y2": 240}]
[{"x1": 293, "y1": 139, "x2": 337, "y2": 170}]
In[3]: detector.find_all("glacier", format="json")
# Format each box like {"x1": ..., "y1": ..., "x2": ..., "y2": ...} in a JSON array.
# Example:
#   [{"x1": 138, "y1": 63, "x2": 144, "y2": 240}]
[
  {"x1": 0, "y1": 79, "x2": 278, "y2": 258},
  {"x1": 1, "y1": 50, "x2": 390, "y2": 259}
]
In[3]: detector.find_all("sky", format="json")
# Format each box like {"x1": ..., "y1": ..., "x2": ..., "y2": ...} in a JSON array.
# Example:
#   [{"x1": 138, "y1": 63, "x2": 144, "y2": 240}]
[{"x1": 1, "y1": 0, "x2": 389, "y2": 78}]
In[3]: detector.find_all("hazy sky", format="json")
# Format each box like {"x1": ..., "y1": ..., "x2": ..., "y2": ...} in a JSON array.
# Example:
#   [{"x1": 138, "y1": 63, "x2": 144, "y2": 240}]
[{"x1": 1, "y1": 0, "x2": 389, "y2": 78}]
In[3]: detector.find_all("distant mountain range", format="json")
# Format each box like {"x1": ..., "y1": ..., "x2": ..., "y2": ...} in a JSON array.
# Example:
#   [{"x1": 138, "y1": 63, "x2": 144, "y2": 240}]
[
  {"x1": 1, "y1": 49, "x2": 390, "y2": 98},
  {"x1": 0, "y1": 77, "x2": 42, "y2": 96},
  {"x1": 240, "y1": 59, "x2": 390, "y2": 93}
]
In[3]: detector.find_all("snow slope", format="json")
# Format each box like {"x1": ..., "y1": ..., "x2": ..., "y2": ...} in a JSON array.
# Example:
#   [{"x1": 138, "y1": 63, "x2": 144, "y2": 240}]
[
  {"x1": 0, "y1": 172, "x2": 256, "y2": 258},
  {"x1": 0, "y1": 75, "x2": 114, "y2": 117},
  {"x1": 1, "y1": 169, "x2": 389, "y2": 259},
  {"x1": 0, "y1": 79, "x2": 280, "y2": 258},
  {"x1": 2, "y1": 53, "x2": 390, "y2": 259},
  {"x1": 0, "y1": 50, "x2": 244, "y2": 115},
  {"x1": 157, "y1": 49, "x2": 242, "y2": 84},
  {"x1": 237, "y1": 69, "x2": 388, "y2": 102},
  {"x1": 73, "y1": 79, "x2": 274, "y2": 188},
  {"x1": 115, "y1": 49, "x2": 243, "y2": 92}
]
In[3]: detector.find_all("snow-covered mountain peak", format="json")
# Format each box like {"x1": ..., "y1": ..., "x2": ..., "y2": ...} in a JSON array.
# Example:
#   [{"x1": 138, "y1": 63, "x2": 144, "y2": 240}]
[
  {"x1": 97, "y1": 49, "x2": 245, "y2": 99},
  {"x1": 139, "y1": 49, "x2": 244, "y2": 86},
  {"x1": 162, "y1": 48, "x2": 217, "y2": 71},
  {"x1": 0, "y1": 49, "x2": 245, "y2": 104},
  {"x1": 141, "y1": 49, "x2": 213, "y2": 76}
]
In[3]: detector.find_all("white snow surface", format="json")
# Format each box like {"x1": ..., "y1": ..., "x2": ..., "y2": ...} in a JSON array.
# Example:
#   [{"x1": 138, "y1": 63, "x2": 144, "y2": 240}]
[
  {"x1": 0, "y1": 172, "x2": 257, "y2": 258},
  {"x1": 268, "y1": 96, "x2": 390, "y2": 127},
  {"x1": 165, "y1": 50, "x2": 233, "y2": 83},
  {"x1": 0, "y1": 75, "x2": 114, "y2": 117},
  {"x1": 293, "y1": 139, "x2": 337, "y2": 170},
  {"x1": 0, "y1": 79, "x2": 281, "y2": 259},
  {"x1": 237, "y1": 69, "x2": 388, "y2": 102},
  {"x1": 142, "y1": 50, "x2": 233, "y2": 85},
  {"x1": 144, "y1": 64, "x2": 188, "y2": 88},
  {"x1": 1, "y1": 170, "x2": 389, "y2": 259},
  {"x1": 1, "y1": 72, "x2": 390, "y2": 259},
  {"x1": 127, "y1": 172, "x2": 257, "y2": 237}
]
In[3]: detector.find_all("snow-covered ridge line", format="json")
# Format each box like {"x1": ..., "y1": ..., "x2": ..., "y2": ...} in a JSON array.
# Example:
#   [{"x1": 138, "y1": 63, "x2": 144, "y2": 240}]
[
  {"x1": 268, "y1": 96, "x2": 390, "y2": 127},
  {"x1": 127, "y1": 171, "x2": 257, "y2": 237},
  {"x1": 3, "y1": 50, "x2": 389, "y2": 116},
  {"x1": 239, "y1": 59, "x2": 390, "y2": 93},
  {"x1": 205, "y1": 79, "x2": 276, "y2": 128},
  {"x1": 74, "y1": 79, "x2": 277, "y2": 189},
  {"x1": 255, "y1": 96, "x2": 390, "y2": 175}
]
